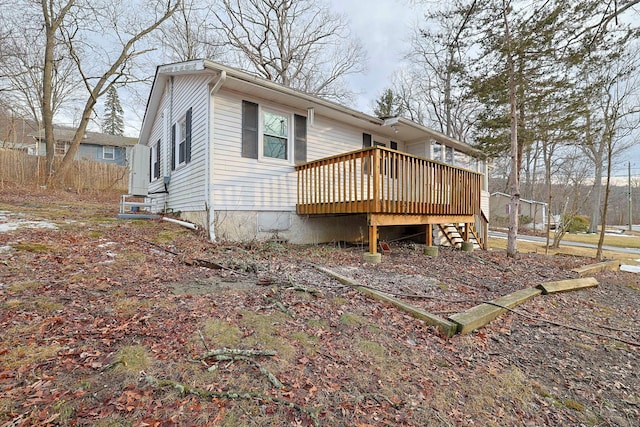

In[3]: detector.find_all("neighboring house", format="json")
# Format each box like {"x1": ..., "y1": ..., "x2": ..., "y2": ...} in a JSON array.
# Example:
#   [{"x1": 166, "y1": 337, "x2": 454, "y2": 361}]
[
  {"x1": 0, "y1": 112, "x2": 136, "y2": 165},
  {"x1": 490, "y1": 192, "x2": 547, "y2": 230},
  {"x1": 136, "y1": 59, "x2": 490, "y2": 257},
  {"x1": 35, "y1": 128, "x2": 137, "y2": 166},
  {"x1": 0, "y1": 112, "x2": 39, "y2": 154}
]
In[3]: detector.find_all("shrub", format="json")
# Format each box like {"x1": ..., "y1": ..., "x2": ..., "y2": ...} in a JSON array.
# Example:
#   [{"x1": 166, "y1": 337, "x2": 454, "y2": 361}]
[{"x1": 563, "y1": 214, "x2": 589, "y2": 233}]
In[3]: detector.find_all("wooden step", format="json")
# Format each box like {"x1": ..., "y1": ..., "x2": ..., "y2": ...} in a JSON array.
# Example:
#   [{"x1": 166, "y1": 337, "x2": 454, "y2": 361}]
[
  {"x1": 571, "y1": 261, "x2": 620, "y2": 276},
  {"x1": 449, "y1": 287, "x2": 542, "y2": 334},
  {"x1": 537, "y1": 277, "x2": 599, "y2": 294}
]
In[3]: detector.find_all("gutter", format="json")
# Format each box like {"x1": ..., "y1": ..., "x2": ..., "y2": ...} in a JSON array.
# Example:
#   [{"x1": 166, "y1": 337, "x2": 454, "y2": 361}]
[{"x1": 205, "y1": 70, "x2": 227, "y2": 241}]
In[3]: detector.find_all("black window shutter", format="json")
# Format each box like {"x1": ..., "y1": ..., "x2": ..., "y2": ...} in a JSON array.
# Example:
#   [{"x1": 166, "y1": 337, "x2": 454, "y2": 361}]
[
  {"x1": 242, "y1": 100, "x2": 259, "y2": 159},
  {"x1": 155, "y1": 140, "x2": 161, "y2": 179},
  {"x1": 390, "y1": 141, "x2": 398, "y2": 150},
  {"x1": 171, "y1": 124, "x2": 176, "y2": 170},
  {"x1": 294, "y1": 114, "x2": 307, "y2": 165},
  {"x1": 185, "y1": 107, "x2": 192, "y2": 164},
  {"x1": 363, "y1": 133, "x2": 372, "y2": 148},
  {"x1": 149, "y1": 146, "x2": 153, "y2": 182}
]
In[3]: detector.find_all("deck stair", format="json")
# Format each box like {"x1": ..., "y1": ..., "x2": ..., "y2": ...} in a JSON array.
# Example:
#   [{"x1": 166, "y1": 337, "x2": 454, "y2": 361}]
[
  {"x1": 438, "y1": 223, "x2": 482, "y2": 249},
  {"x1": 118, "y1": 195, "x2": 159, "y2": 219}
]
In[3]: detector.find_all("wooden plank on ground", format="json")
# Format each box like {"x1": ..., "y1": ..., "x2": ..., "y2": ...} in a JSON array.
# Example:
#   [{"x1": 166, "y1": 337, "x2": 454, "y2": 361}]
[
  {"x1": 537, "y1": 277, "x2": 599, "y2": 295},
  {"x1": 448, "y1": 288, "x2": 542, "y2": 335},
  {"x1": 314, "y1": 265, "x2": 458, "y2": 337},
  {"x1": 572, "y1": 261, "x2": 620, "y2": 276}
]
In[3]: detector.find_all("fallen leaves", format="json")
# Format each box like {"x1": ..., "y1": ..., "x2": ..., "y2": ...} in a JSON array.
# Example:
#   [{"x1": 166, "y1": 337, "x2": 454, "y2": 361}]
[{"x1": 1, "y1": 189, "x2": 640, "y2": 426}]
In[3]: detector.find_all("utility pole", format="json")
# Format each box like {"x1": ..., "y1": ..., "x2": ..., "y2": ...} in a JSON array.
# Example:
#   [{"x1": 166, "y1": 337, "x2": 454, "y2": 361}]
[{"x1": 629, "y1": 161, "x2": 633, "y2": 231}]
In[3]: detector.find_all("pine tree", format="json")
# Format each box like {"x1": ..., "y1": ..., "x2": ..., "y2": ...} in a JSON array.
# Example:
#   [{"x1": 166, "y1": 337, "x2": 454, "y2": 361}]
[
  {"x1": 374, "y1": 88, "x2": 403, "y2": 119},
  {"x1": 102, "y1": 86, "x2": 124, "y2": 136}
]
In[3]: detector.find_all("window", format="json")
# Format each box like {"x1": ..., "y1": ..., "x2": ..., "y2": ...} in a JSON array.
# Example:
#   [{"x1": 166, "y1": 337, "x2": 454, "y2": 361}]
[
  {"x1": 150, "y1": 141, "x2": 160, "y2": 181},
  {"x1": 263, "y1": 109, "x2": 289, "y2": 160},
  {"x1": 55, "y1": 141, "x2": 67, "y2": 156},
  {"x1": 171, "y1": 107, "x2": 192, "y2": 170},
  {"x1": 432, "y1": 142, "x2": 442, "y2": 162},
  {"x1": 241, "y1": 101, "x2": 306, "y2": 163},
  {"x1": 103, "y1": 146, "x2": 115, "y2": 160},
  {"x1": 177, "y1": 118, "x2": 187, "y2": 164},
  {"x1": 445, "y1": 146, "x2": 454, "y2": 164}
]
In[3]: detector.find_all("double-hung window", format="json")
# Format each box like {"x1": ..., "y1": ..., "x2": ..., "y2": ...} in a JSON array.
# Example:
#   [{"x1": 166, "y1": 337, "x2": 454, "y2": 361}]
[
  {"x1": 262, "y1": 109, "x2": 289, "y2": 160},
  {"x1": 150, "y1": 140, "x2": 160, "y2": 181},
  {"x1": 241, "y1": 100, "x2": 306, "y2": 164},
  {"x1": 171, "y1": 107, "x2": 192, "y2": 170},
  {"x1": 103, "y1": 146, "x2": 115, "y2": 160},
  {"x1": 177, "y1": 118, "x2": 187, "y2": 164}
]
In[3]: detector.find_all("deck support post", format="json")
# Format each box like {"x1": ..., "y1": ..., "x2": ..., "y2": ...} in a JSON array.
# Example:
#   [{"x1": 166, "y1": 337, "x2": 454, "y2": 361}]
[
  {"x1": 368, "y1": 225, "x2": 378, "y2": 254},
  {"x1": 463, "y1": 222, "x2": 470, "y2": 242},
  {"x1": 426, "y1": 224, "x2": 433, "y2": 247}
]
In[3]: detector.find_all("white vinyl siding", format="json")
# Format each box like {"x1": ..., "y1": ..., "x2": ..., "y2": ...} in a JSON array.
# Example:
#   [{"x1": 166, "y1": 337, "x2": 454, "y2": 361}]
[
  {"x1": 212, "y1": 90, "x2": 363, "y2": 211},
  {"x1": 144, "y1": 74, "x2": 210, "y2": 213}
]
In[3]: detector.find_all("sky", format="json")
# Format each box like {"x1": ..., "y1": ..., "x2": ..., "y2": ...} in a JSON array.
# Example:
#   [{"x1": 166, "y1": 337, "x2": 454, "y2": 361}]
[{"x1": 328, "y1": 0, "x2": 420, "y2": 113}]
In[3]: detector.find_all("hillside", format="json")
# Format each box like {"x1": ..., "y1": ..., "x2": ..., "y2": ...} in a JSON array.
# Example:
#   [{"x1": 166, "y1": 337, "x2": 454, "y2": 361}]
[{"x1": 1, "y1": 187, "x2": 639, "y2": 426}]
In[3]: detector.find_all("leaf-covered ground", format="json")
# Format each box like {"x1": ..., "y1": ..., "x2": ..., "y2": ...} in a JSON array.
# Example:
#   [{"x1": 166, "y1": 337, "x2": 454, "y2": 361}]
[{"x1": 1, "y1": 186, "x2": 639, "y2": 426}]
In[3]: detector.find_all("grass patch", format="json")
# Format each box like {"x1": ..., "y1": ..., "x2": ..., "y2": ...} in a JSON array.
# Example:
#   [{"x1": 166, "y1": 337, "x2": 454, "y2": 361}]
[
  {"x1": 201, "y1": 319, "x2": 243, "y2": 348},
  {"x1": 87, "y1": 230, "x2": 104, "y2": 238},
  {"x1": 290, "y1": 331, "x2": 319, "y2": 356},
  {"x1": 356, "y1": 338, "x2": 386, "y2": 361},
  {"x1": 488, "y1": 237, "x2": 634, "y2": 260},
  {"x1": 7, "y1": 280, "x2": 40, "y2": 292},
  {"x1": 14, "y1": 242, "x2": 49, "y2": 253},
  {"x1": 1, "y1": 343, "x2": 61, "y2": 370},
  {"x1": 340, "y1": 312, "x2": 366, "y2": 326},
  {"x1": 563, "y1": 399, "x2": 585, "y2": 411},
  {"x1": 561, "y1": 232, "x2": 640, "y2": 249},
  {"x1": 52, "y1": 399, "x2": 75, "y2": 423},
  {"x1": 4, "y1": 296, "x2": 62, "y2": 313},
  {"x1": 332, "y1": 297, "x2": 347, "y2": 305},
  {"x1": 114, "y1": 297, "x2": 151, "y2": 316},
  {"x1": 114, "y1": 345, "x2": 151, "y2": 375},
  {"x1": 306, "y1": 318, "x2": 329, "y2": 329},
  {"x1": 154, "y1": 229, "x2": 188, "y2": 244},
  {"x1": 238, "y1": 311, "x2": 296, "y2": 361},
  {"x1": 116, "y1": 250, "x2": 146, "y2": 264},
  {"x1": 33, "y1": 296, "x2": 63, "y2": 313}
]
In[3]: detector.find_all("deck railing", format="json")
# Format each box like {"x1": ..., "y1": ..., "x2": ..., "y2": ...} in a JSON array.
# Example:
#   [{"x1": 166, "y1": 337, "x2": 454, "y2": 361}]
[{"x1": 296, "y1": 146, "x2": 481, "y2": 217}]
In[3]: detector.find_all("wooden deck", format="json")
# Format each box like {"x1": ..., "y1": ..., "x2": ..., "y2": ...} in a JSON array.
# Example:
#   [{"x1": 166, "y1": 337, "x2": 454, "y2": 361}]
[{"x1": 296, "y1": 147, "x2": 486, "y2": 254}]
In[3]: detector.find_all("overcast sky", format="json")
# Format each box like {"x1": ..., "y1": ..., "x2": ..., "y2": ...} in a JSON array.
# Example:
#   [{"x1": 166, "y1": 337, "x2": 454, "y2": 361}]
[{"x1": 328, "y1": 0, "x2": 420, "y2": 113}]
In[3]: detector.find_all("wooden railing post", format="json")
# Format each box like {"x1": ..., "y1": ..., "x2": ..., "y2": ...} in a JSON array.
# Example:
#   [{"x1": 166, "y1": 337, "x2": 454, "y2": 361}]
[
  {"x1": 373, "y1": 148, "x2": 380, "y2": 213},
  {"x1": 295, "y1": 146, "x2": 483, "y2": 218}
]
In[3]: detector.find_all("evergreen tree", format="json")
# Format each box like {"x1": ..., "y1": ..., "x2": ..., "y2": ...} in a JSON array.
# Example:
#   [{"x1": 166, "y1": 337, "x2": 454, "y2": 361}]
[
  {"x1": 374, "y1": 88, "x2": 403, "y2": 119},
  {"x1": 102, "y1": 86, "x2": 124, "y2": 136}
]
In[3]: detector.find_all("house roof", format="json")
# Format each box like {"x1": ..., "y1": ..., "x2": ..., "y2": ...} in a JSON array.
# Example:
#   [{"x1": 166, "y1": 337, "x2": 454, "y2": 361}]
[
  {"x1": 31, "y1": 127, "x2": 138, "y2": 147},
  {"x1": 140, "y1": 59, "x2": 485, "y2": 159},
  {"x1": 0, "y1": 111, "x2": 137, "y2": 148}
]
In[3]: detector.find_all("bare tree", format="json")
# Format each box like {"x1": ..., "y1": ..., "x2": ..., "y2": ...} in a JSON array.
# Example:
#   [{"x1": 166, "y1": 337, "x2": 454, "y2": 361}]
[
  {"x1": 402, "y1": 0, "x2": 480, "y2": 141},
  {"x1": 0, "y1": 0, "x2": 181, "y2": 182},
  {"x1": 155, "y1": 0, "x2": 223, "y2": 62},
  {"x1": 212, "y1": 0, "x2": 366, "y2": 103}
]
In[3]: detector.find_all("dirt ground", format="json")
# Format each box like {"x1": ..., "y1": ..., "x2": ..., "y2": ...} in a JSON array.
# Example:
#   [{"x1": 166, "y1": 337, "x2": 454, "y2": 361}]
[{"x1": 1, "y1": 186, "x2": 639, "y2": 426}]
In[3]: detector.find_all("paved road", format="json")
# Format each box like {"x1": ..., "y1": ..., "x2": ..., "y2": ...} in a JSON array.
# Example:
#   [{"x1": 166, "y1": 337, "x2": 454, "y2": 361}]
[{"x1": 488, "y1": 230, "x2": 640, "y2": 256}]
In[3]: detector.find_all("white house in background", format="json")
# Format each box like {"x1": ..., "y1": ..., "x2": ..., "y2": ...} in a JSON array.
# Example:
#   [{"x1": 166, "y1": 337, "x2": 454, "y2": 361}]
[
  {"x1": 136, "y1": 59, "x2": 490, "y2": 255},
  {"x1": 490, "y1": 191, "x2": 548, "y2": 230}
]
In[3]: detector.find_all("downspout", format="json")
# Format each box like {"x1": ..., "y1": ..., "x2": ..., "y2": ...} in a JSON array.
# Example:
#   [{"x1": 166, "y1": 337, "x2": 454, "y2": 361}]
[{"x1": 206, "y1": 70, "x2": 226, "y2": 241}]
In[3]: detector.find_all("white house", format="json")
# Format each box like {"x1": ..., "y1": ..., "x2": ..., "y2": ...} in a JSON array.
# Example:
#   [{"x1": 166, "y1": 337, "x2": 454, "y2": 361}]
[{"x1": 136, "y1": 60, "x2": 489, "y2": 257}]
